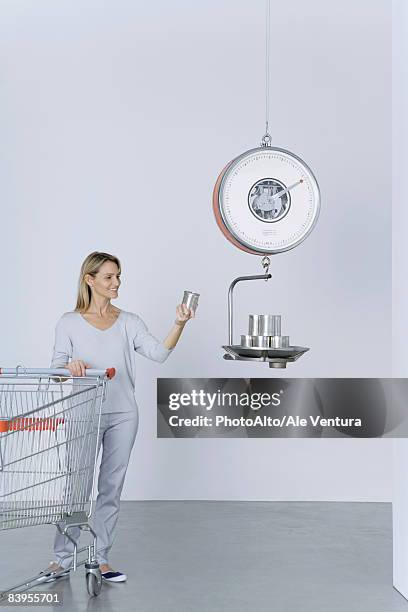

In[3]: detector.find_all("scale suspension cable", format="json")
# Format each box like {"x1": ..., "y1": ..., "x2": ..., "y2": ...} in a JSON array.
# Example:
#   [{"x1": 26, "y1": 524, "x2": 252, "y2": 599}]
[{"x1": 261, "y1": 0, "x2": 272, "y2": 147}]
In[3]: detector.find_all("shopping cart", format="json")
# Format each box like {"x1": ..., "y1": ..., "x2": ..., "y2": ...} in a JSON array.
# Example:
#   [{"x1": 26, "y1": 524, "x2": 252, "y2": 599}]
[{"x1": 0, "y1": 366, "x2": 115, "y2": 598}]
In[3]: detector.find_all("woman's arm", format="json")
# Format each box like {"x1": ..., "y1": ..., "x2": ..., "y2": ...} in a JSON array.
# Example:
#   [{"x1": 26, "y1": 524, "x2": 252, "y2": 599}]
[
  {"x1": 163, "y1": 305, "x2": 193, "y2": 349},
  {"x1": 133, "y1": 305, "x2": 194, "y2": 362},
  {"x1": 51, "y1": 315, "x2": 72, "y2": 380},
  {"x1": 51, "y1": 315, "x2": 90, "y2": 378},
  {"x1": 51, "y1": 316, "x2": 72, "y2": 368}
]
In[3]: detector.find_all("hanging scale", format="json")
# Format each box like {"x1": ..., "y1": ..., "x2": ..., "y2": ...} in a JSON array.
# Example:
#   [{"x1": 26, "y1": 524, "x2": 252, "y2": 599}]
[{"x1": 213, "y1": 1, "x2": 320, "y2": 368}]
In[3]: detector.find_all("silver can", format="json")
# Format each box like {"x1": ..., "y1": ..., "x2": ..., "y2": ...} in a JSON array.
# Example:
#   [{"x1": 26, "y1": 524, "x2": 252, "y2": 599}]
[
  {"x1": 250, "y1": 335, "x2": 270, "y2": 348},
  {"x1": 241, "y1": 335, "x2": 253, "y2": 348},
  {"x1": 182, "y1": 291, "x2": 200, "y2": 314},
  {"x1": 269, "y1": 335, "x2": 282, "y2": 349},
  {"x1": 248, "y1": 315, "x2": 262, "y2": 335},
  {"x1": 268, "y1": 335, "x2": 290, "y2": 349},
  {"x1": 258, "y1": 315, "x2": 281, "y2": 336}
]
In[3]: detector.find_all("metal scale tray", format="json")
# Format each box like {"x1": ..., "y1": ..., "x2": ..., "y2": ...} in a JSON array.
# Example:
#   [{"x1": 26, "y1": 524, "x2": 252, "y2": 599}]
[
  {"x1": 223, "y1": 273, "x2": 309, "y2": 368},
  {"x1": 222, "y1": 345, "x2": 309, "y2": 368}
]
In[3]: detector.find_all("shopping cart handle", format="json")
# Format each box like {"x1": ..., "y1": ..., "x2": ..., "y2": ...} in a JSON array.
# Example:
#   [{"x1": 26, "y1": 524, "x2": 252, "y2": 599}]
[{"x1": 0, "y1": 367, "x2": 116, "y2": 379}]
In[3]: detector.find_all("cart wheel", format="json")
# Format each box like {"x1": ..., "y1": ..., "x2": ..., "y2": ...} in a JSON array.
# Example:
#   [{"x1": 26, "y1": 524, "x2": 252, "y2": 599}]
[{"x1": 86, "y1": 570, "x2": 102, "y2": 597}]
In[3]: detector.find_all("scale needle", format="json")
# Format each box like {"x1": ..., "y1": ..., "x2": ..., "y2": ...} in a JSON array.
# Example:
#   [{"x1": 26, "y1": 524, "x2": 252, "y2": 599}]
[{"x1": 270, "y1": 179, "x2": 304, "y2": 201}]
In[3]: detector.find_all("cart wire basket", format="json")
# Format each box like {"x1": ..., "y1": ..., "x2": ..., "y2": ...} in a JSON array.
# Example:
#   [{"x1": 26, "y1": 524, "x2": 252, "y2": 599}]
[{"x1": 0, "y1": 366, "x2": 115, "y2": 598}]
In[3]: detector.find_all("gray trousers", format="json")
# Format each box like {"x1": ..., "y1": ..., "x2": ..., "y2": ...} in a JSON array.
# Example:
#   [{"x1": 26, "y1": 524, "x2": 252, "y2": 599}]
[{"x1": 54, "y1": 411, "x2": 138, "y2": 568}]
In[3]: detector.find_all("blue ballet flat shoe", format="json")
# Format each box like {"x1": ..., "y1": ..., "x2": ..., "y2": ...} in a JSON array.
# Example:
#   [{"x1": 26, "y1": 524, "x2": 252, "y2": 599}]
[{"x1": 101, "y1": 570, "x2": 127, "y2": 583}]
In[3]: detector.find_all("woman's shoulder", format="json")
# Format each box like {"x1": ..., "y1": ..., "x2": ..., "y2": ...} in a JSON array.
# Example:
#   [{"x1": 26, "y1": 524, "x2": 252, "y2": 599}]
[
  {"x1": 55, "y1": 311, "x2": 79, "y2": 327},
  {"x1": 61, "y1": 310, "x2": 79, "y2": 319},
  {"x1": 119, "y1": 310, "x2": 140, "y2": 323},
  {"x1": 119, "y1": 311, "x2": 146, "y2": 329}
]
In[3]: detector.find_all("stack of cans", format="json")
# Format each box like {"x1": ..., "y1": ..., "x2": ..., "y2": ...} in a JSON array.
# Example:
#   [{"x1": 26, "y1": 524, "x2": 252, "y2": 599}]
[{"x1": 241, "y1": 315, "x2": 290, "y2": 349}]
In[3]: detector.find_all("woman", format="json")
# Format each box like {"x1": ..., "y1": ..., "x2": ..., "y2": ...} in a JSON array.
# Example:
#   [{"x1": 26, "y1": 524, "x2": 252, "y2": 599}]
[{"x1": 48, "y1": 251, "x2": 193, "y2": 583}]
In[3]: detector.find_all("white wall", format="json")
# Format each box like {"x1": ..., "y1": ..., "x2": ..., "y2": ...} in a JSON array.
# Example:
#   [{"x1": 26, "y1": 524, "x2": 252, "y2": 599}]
[
  {"x1": 392, "y1": 0, "x2": 408, "y2": 598},
  {"x1": 392, "y1": 0, "x2": 408, "y2": 374},
  {"x1": 0, "y1": 0, "x2": 392, "y2": 500}
]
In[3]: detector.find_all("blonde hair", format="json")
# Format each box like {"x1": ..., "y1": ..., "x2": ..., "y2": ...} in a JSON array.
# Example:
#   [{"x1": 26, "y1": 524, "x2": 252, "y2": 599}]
[{"x1": 75, "y1": 251, "x2": 121, "y2": 312}]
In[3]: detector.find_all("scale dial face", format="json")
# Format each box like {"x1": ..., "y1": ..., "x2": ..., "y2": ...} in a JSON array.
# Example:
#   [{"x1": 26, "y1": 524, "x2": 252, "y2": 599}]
[{"x1": 213, "y1": 147, "x2": 320, "y2": 254}]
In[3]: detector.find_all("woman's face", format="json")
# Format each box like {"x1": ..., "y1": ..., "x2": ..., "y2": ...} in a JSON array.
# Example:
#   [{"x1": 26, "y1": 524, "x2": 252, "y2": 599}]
[{"x1": 86, "y1": 261, "x2": 121, "y2": 301}]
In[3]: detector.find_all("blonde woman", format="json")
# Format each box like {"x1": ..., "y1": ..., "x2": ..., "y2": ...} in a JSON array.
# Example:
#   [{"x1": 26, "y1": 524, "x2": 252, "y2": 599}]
[{"x1": 48, "y1": 251, "x2": 193, "y2": 583}]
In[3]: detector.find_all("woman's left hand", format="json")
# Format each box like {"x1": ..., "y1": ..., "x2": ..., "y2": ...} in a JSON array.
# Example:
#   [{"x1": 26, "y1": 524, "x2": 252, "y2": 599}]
[{"x1": 175, "y1": 304, "x2": 194, "y2": 326}]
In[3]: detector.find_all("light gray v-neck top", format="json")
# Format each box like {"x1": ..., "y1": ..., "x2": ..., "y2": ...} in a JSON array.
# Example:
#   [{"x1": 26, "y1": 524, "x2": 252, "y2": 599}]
[{"x1": 51, "y1": 310, "x2": 172, "y2": 414}]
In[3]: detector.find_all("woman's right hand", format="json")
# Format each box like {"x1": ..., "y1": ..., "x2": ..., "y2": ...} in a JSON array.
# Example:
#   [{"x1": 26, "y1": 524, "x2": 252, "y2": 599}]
[{"x1": 67, "y1": 360, "x2": 89, "y2": 377}]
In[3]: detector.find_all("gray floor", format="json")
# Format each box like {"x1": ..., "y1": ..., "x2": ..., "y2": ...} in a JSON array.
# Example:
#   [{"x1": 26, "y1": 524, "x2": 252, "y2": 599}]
[{"x1": 1, "y1": 501, "x2": 407, "y2": 612}]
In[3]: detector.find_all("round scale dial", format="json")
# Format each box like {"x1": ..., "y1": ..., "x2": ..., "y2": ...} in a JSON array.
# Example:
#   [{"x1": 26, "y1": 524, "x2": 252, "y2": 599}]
[{"x1": 213, "y1": 147, "x2": 320, "y2": 254}]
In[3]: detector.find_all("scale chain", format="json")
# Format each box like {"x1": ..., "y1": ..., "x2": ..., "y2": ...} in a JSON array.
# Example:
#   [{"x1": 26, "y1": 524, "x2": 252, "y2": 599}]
[{"x1": 261, "y1": 255, "x2": 271, "y2": 277}]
